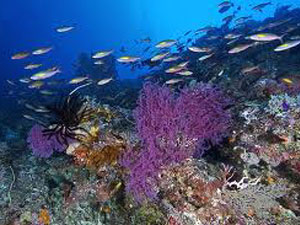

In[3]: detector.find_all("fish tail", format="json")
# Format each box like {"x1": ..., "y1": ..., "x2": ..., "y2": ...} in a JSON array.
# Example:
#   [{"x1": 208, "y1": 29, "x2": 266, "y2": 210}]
[{"x1": 279, "y1": 33, "x2": 288, "y2": 43}]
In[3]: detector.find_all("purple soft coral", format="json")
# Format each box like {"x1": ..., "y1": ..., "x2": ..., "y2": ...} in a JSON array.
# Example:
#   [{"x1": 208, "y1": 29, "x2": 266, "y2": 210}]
[
  {"x1": 121, "y1": 82, "x2": 232, "y2": 201},
  {"x1": 27, "y1": 124, "x2": 66, "y2": 158}
]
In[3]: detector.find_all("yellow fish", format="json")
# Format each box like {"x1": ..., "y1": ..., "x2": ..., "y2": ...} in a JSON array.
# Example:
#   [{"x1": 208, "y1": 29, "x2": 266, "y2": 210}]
[{"x1": 281, "y1": 78, "x2": 293, "y2": 84}]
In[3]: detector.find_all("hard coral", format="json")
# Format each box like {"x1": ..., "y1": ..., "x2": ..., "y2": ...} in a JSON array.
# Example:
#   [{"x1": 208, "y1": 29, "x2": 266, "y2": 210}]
[{"x1": 121, "y1": 82, "x2": 232, "y2": 202}]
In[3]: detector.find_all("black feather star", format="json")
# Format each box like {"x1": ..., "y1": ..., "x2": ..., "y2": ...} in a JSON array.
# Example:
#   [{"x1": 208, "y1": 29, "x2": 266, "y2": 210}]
[{"x1": 42, "y1": 94, "x2": 94, "y2": 145}]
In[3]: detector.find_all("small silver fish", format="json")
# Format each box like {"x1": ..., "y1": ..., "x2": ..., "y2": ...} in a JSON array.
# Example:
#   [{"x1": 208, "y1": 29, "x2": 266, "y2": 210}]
[
  {"x1": 228, "y1": 43, "x2": 255, "y2": 54},
  {"x1": 117, "y1": 56, "x2": 140, "y2": 63},
  {"x1": 163, "y1": 56, "x2": 180, "y2": 63},
  {"x1": 24, "y1": 64, "x2": 42, "y2": 70},
  {"x1": 198, "y1": 53, "x2": 214, "y2": 61},
  {"x1": 56, "y1": 26, "x2": 75, "y2": 33},
  {"x1": 69, "y1": 76, "x2": 89, "y2": 84},
  {"x1": 32, "y1": 47, "x2": 53, "y2": 55},
  {"x1": 97, "y1": 77, "x2": 113, "y2": 85},
  {"x1": 92, "y1": 50, "x2": 114, "y2": 59},
  {"x1": 19, "y1": 78, "x2": 31, "y2": 83},
  {"x1": 165, "y1": 78, "x2": 184, "y2": 85},
  {"x1": 155, "y1": 40, "x2": 177, "y2": 48},
  {"x1": 188, "y1": 46, "x2": 212, "y2": 53},
  {"x1": 151, "y1": 52, "x2": 169, "y2": 62},
  {"x1": 177, "y1": 70, "x2": 193, "y2": 76},
  {"x1": 94, "y1": 60, "x2": 105, "y2": 65}
]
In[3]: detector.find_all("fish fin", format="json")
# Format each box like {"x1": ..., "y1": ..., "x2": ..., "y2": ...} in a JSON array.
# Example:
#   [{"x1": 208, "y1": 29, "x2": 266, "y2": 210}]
[{"x1": 279, "y1": 33, "x2": 288, "y2": 43}]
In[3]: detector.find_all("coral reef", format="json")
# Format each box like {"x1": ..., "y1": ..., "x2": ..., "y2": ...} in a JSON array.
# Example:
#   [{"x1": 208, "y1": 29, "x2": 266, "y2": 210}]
[{"x1": 2, "y1": 5, "x2": 300, "y2": 225}]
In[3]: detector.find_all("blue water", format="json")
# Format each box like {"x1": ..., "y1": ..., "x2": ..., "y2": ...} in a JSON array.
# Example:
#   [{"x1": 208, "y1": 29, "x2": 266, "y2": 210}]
[{"x1": 0, "y1": 0, "x2": 298, "y2": 89}]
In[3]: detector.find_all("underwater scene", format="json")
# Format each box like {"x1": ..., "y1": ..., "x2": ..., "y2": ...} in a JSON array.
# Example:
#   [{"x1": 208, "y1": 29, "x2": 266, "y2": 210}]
[{"x1": 2, "y1": 0, "x2": 300, "y2": 224}]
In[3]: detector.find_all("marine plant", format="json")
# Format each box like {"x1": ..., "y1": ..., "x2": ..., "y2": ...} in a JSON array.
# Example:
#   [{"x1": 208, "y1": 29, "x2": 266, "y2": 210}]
[
  {"x1": 121, "y1": 82, "x2": 232, "y2": 202},
  {"x1": 27, "y1": 124, "x2": 65, "y2": 158},
  {"x1": 42, "y1": 94, "x2": 94, "y2": 145}
]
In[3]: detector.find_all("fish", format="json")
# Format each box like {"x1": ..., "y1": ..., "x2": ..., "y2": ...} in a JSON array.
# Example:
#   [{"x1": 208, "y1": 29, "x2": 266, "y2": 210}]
[
  {"x1": 40, "y1": 90, "x2": 54, "y2": 95},
  {"x1": 24, "y1": 64, "x2": 42, "y2": 70},
  {"x1": 227, "y1": 39, "x2": 239, "y2": 45},
  {"x1": 30, "y1": 67, "x2": 61, "y2": 80},
  {"x1": 151, "y1": 52, "x2": 169, "y2": 62},
  {"x1": 235, "y1": 16, "x2": 252, "y2": 24},
  {"x1": 206, "y1": 35, "x2": 220, "y2": 41},
  {"x1": 177, "y1": 70, "x2": 193, "y2": 76},
  {"x1": 143, "y1": 46, "x2": 151, "y2": 52},
  {"x1": 140, "y1": 37, "x2": 151, "y2": 43},
  {"x1": 33, "y1": 107, "x2": 50, "y2": 113},
  {"x1": 218, "y1": 70, "x2": 225, "y2": 76},
  {"x1": 184, "y1": 30, "x2": 193, "y2": 36},
  {"x1": 218, "y1": 1, "x2": 233, "y2": 8},
  {"x1": 188, "y1": 46, "x2": 212, "y2": 53},
  {"x1": 252, "y1": 2, "x2": 271, "y2": 12},
  {"x1": 69, "y1": 76, "x2": 89, "y2": 84},
  {"x1": 19, "y1": 78, "x2": 31, "y2": 83},
  {"x1": 165, "y1": 65, "x2": 185, "y2": 74},
  {"x1": 241, "y1": 66, "x2": 260, "y2": 75},
  {"x1": 165, "y1": 78, "x2": 184, "y2": 85},
  {"x1": 23, "y1": 114, "x2": 38, "y2": 121},
  {"x1": 286, "y1": 26, "x2": 297, "y2": 33},
  {"x1": 32, "y1": 47, "x2": 53, "y2": 55},
  {"x1": 223, "y1": 15, "x2": 235, "y2": 24},
  {"x1": 56, "y1": 25, "x2": 75, "y2": 33},
  {"x1": 177, "y1": 61, "x2": 189, "y2": 68},
  {"x1": 11, "y1": 52, "x2": 30, "y2": 60},
  {"x1": 25, "y1": 104, "x2": 49, "y2": 113},
  {"x1": 117, "y1": 56, "x2": 140, "y2": 63},
  {"x1": 274, "y1": 40, "x2": 300, "y2": 52},
  {"x1": 92, "y1": 50, "x2": 113, "y2": 59},
  {"x1": 218, "y1": 1, "x2": 234, "y2": 13},
  {"x1": 246, "y1": 33, "x2": 284, "y2": 42},
  {"x1": 257, "y1": 18, "x2": 292, "y2": 31},
  {"x1": 228, "y1": 43, "x2": 255, "y2": 54},
  {"x1": 165, "y1": 62, "x2": 188, "y2": 74},
  {"x1": 155, "y1": 39, "x2": 177, "y2": 48},
  {"x1": 97, "y1": 77, "x2": 113, "y2": 85},
  {"x1": 94, "y1": 60, "x2": 105, "y2": 65},
  {"x1": 281, "y1": 78, "x2": 293, "y2": 85},
  {"x1": 224, "y1": 33, "x2": 242, "y2": 40},
  {"x1": 290, "y1": 35, "x2": 300, "y2": 40},
  {"x1": 163, "y1": 56, "x2": 180, "y2": 63},
  {"x1": 28, "y1": 81, "x2": 44, "y2": 89},
  {"x1": 198, "y1": 53, "x2": 214, "y2": 61},
  {"x1": 195, "y1": 26, "x2": 215, "y2": 34},
  {"x1": 7, "y1": 80, "x2": 16, "y2": 86}
]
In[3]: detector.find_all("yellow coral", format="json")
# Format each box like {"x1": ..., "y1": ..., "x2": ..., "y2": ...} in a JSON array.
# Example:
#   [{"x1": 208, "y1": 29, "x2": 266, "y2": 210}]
[
  {"x1": 86, "y1": 144, "x2": 125, "y2": 169},
  {"x1": 96, "y1": 106, "x2": 117, "y2": 122},
  {"x1": 38, "y1": 208, "x2": 50, "y2": 225}
]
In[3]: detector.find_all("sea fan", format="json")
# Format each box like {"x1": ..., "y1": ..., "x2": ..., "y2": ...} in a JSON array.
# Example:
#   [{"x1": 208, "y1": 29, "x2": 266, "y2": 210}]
[
  {"x1": 121, "y1": 82, "x2": 232, "y2": 201},
  {"x1": 27, "y1": 124, "x2": 65, "y2": 158}
]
